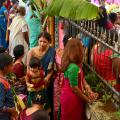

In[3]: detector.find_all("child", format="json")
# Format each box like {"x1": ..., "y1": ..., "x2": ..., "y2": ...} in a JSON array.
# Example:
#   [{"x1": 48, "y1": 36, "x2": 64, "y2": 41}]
[
  {"x1": 26, "y1": 57, "x2": 46, "y2": 107},
  {"x1": 20, "y1": 92, "x2": 49, "y2": 120},
  {"x1": 0, "y1": 53, "x2": 18, "y2": 120},
  {"x1": 12, "y1": 44, "x2": 26, "y2": 94}
]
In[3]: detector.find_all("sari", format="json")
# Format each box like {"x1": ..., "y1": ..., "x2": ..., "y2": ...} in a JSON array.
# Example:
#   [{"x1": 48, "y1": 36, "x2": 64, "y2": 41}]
[
  {"x1": 40, "y1": 46, "x2": 55, "y2": 118},
  {"x1": 40, "y1": 46, "x2": 56, "y2": 76},
  {"x1": 8, "y1": 15, "x2": 29, "y2": 64},
  {"x1": 93, "y1": 46, "x2": 116, "y2": 85},
  {"x1": 0, "y1": 5, "x2": 8, "y2": 48},
  {"x1": 60, "y1": 64, "x2": 86, "y2": 120},
  {"x1": 25, "y1": 10, "x2": 41, "y2": 49},
  {"x1": 53, "y1": 48, "x2": 64, "y2": 120},
  {"x1": 12, "y1": 62, "x2": 26, "y2": 94}
]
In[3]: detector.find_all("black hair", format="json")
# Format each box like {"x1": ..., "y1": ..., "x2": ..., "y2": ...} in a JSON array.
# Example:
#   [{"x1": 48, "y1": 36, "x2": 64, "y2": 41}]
[
  {"x1": 29, "y1": 57, "x2": 41, "y2": 68},
  {"x1": 31, "y1": 110, "x2": 49, "y2": 120},
  {"x1": 32, "y1": 91, "x2": 46, "y2": 105},
  {"x1": 13, "y1": 45, "x2": 24, "y2": 61},
  {"x1": 63, "y1": 34, "x2": 71, "y2": 47},
  {"x1": 97, "y1": 6, "x2": 108, "y2": 28},
  {"x1": 0, "y1": 46, "x2": 6, "y2": 54},
  {"x1": 0, "y1": 53, "x2": 13, "y2": 70},
  {"x1": 0, "y1": 0, "x2": 5, "y2": 8},
  {"x1": 109, "y1": 12, "x2": 117, "y2": 24},
  {"x1": 38, "y1": 32, "x2": 51, "y2": 42}
]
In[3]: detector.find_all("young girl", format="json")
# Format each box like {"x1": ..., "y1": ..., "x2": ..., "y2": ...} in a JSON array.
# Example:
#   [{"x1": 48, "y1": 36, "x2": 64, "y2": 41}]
[
  {"x1": 26, "y1": 57, "x2": 46, "y2": 107},
  {"x1": 0, "y1": 53, "x2": 18, "y2": 120}
]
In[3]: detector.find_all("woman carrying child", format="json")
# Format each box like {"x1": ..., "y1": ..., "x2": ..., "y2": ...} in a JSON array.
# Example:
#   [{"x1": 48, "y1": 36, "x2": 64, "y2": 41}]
[{"x1": 27, "y1": 32, "x2": 56, "y2": 120}]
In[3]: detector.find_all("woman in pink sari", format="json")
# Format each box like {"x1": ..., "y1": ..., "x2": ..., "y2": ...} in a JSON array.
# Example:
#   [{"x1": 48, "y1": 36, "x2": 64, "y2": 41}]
[
  {"x1": 53, "y1": 35, "x2": 70, "y2": 120},
  {"x1": 60, "y1": 38, "x2": 98, "y2": 120}
]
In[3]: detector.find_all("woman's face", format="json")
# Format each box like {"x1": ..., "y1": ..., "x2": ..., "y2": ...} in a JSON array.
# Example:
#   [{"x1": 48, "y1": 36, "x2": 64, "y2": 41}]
[{"x1": 38, "y1": 37, "x2": 49, "y2": 49}]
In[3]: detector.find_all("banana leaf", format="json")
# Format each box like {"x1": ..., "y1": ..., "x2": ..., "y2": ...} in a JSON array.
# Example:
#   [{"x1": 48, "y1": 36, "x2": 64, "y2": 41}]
[{"x1": 45, "y1": 0, "x2": 99, "y2": 20}]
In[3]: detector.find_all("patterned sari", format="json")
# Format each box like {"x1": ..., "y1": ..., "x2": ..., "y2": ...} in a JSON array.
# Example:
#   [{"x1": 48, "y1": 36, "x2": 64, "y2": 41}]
[
  {"x1": 40, "y1": 46, "x2": 56, "y2": 112},
  {"x1": 53, "y1": 48, "x2": 64, "y2": 120}
]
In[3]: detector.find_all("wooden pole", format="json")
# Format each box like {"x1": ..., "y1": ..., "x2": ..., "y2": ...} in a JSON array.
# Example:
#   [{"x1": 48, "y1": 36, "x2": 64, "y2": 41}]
[{"x1": 49, "y1": 17, "x2": 55, "y2": 47}]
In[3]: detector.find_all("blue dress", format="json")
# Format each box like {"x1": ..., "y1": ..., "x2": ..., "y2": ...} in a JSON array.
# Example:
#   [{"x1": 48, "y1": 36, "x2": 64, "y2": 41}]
[
  {"x1": 40, "y1": 47, "x2": 56, "y2": 110},
  {"x1": 0, "y1": 5, "x2": 8, "y2": 48},
  {"x1": 0, "y1": 79, "x2": 15, "y2": 120}
]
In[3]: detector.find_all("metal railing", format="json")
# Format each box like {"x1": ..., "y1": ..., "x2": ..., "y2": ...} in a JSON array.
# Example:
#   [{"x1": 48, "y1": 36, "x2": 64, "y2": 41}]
[{"x1": 63, "y1": 19, "x2": 120, "y2": 108}]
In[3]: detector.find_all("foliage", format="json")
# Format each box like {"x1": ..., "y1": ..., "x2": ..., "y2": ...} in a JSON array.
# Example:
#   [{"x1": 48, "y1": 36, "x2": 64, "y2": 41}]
[
  {"x1": 45, "y1": 0, "x2": 99, "y2": 20},
  {"x1": 114, "y1": 110, "x2": 120, "y2": 119},
  {"x1": 101, "y1": 92, "x2": 112, "y2": 104},
  {"x1": 85, "y1": 72, "x2": 100, "y2": 87},
  {"x1": 22, "y1": 0, "x2": 28, "y2": 3}
]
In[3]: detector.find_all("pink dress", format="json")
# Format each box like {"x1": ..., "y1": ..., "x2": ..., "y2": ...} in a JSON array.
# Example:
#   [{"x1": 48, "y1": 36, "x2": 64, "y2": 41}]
[
  {"x1": 60, "y1": 64, "x2": 86, "y2": 120},
  {"x1": 53, "y1": 48, "x2": 64, "y2": 120}
]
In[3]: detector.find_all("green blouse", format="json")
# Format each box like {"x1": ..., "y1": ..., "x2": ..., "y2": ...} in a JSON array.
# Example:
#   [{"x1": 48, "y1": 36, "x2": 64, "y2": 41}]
[{"x1": 64, "y1": 63, "x2": 80, "y2": 86}]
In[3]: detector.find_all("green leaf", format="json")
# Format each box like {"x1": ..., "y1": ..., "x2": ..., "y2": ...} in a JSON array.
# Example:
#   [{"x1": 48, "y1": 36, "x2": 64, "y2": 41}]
[{"x1": 45, "y1": 0, "x2": 99, "y2": 20}]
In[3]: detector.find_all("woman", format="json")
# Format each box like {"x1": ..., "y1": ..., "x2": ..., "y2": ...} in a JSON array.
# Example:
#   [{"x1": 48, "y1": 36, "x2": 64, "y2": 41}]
[
  {"x1": 107, "y1": 12, "x2": 118, "y2": 30},
  {"x1": 0, "y1": 0, "x2": 8, "y2": 49},
  {"x1": 8, "y1": 6, "x2": 29, "y2": 64},
  {"x1": 25, "y1": 3, "x2": 41, "y2": 49},
  {"x1": 60, "y1": 38, "x2": 97, "y2": 120},
  {"x1": 12, "y1": 45, "x2": 26, "y2": 94},
  {"x1": 27, "y1": 31, "x2": 56, "y2": 119},
  {"x1": 91, "y1": 42, "x2": 116, "y2": 86},
  {"x1": 91, "y1": 28, "x2": 118, "y2": 85},
  {"x1": 53, "y1": 34, "x2": 70, "y2": 120},
  {"x1": 0, "y1": 53, "x2": 18, "y2": 120}
]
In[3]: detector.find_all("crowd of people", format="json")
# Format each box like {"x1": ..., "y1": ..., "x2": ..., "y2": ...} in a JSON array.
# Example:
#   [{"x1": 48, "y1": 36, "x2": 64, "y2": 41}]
[{"x1": 0, "y1": 0, "x2": 120, "y2": 120}]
